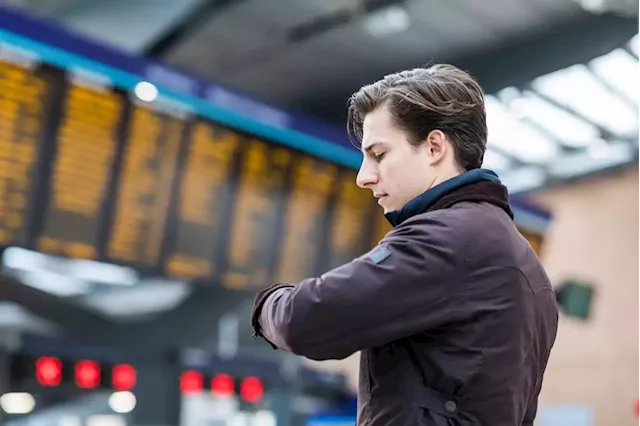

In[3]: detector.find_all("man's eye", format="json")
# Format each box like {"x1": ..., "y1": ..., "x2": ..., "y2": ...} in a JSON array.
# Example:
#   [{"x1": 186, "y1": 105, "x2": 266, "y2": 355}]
[{"x1": 373, "y1": 152, "x2": 386, "y2": 162}]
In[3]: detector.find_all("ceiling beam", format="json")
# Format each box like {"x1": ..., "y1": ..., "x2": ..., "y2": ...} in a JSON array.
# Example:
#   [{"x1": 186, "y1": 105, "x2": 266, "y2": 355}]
[{"x1": 145, "y1": 0, "x2": 250, "y2": 57}]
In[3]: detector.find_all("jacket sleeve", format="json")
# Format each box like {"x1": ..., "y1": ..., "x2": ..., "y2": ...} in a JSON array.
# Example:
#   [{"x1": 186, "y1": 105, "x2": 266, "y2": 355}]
[
  {"x1": 522, "y1": 396, "x2": 538, "y2": 426},
  {"x1": 253, "y1": 214, "x2": 470, "y2": 360}
]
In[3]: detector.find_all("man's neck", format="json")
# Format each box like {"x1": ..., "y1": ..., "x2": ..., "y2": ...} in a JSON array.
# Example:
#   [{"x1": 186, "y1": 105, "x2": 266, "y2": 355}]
[{"x1": 428, "y1": 166, "x2": 464, "y2": 192}]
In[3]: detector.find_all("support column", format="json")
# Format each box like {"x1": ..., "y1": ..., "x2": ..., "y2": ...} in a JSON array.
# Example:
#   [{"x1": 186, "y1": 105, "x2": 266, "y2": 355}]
[{"x1": 130, "y1": 353, "x2": 182, "y2": 426}]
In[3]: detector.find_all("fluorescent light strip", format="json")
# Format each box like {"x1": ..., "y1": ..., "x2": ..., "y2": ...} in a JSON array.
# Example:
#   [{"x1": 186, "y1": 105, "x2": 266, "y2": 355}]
[
  {"x1": 589, "y1": 48, "x2": 639, "y2": 105},
  {"x1": 531, "y1": 64, "x2": 638, "y2": 137},
  {"x1": 547, "y1": 142, "x2": 635, "y2": 178},
  {"x1": 499, "y1": 166, "x2": 548, "y2": 194},
  {"x1": 507, "y1": 90, "x2": 600, "y2": 148},
  {"x1": 485, "y1": 95, "x2": 558, "y2": 163},
  {"x1": 482, "y1": 149, "x2": 511, "y2": 172}
]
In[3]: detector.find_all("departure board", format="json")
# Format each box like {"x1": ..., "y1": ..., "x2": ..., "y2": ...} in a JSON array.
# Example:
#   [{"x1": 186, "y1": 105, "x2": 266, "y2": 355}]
[
  {"x1": 327, "y1": 171, "x2": 374, "y2": 269},
  {"x1": 275, "y1": 155, "x2": 338, "y2": 284},
  {"x1": 166, "y1": 121, "x2": 241, "y2": 279},
  {"x1": 106, "y1": 105, "x2": 184, "y2": 268},
  {"x1": 0, "y1": 59, "x2": 50, "y2": 248},
  {"x1": 37, "y1": 81, "x2": 124, "y2": 260},
  {"x1": 519, "y1": 226, "x2": 544, "y2": 257},
  {"x1": 0, "y1": 36, "x2": 550, "y2": 292},
  {"x1": 222, "y1": 140, "x2": 292, "y2": 289},
  {"x1": 370, "y1": 209, "x2": 392, "y2": 249}
]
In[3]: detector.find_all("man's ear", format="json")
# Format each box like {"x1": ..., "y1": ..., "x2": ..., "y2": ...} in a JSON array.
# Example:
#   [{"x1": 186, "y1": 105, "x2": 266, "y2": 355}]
[{"x1": 424, "y1": 130, "x2": 448, "y2": 164}]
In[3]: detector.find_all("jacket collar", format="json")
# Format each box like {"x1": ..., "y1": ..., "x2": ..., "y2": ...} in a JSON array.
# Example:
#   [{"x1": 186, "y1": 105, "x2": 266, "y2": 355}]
[{"x1": 384, "y1": 168, "x2": 513, "y2": 227}]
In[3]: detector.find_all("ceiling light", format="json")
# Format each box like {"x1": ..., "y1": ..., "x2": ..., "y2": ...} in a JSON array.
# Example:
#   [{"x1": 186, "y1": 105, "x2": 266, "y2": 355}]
[
  {"x1": 363, "y1": 5, "x2": 410, "y2": 37},
  {"x1": 108, "y1": 392, "x2": 137, "y2": 414},
  {"x1": 589, "y1": 48, "x2": 639, "y2": 105},
  {"x1": 482, "y1": 149, "x2": 511, "y2": 172},
  {"x1": 485, "y1": 95, "x2": 559, "y2": 163},
  {"x1": 134, "y1": 81, "x2": 158, "y2": 102},
  {"x1": 516, "y1": 91, "x2": 599, "y2": 148},
  {"x1": 587, "y1": 138, "x2": 609, "y2": 159},
  {"x1": 549, "y1": 142, "x2": 634, "y2": 178},
  {"x1": 576, "y1": 0, "x2": 608, "y2": 13},
  {"x1": 0, "y1": 392, "x2": 35, "y2": 414},
  {"x1": 531, "y1": 64, "x2": 638, "y2": 137},
  {"x1": 628, "y1": 34, "x2": 639, "y2": 56},
  {"x1": 499, "y1": 167, "x2": 548, "y2": 194}
]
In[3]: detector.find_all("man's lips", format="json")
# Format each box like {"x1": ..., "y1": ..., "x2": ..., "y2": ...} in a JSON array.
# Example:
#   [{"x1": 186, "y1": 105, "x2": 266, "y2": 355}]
[{"x1": 373, "y1": 193, "x2": 388, "y2": 204}]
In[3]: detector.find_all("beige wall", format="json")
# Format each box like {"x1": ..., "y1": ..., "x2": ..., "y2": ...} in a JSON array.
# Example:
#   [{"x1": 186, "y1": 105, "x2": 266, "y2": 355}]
[
  {"x1": 305, "y1": 166, "x2": 639, "y2": 425},
  {"x1": 531, "y1": 166, "x2": 638, "y2": 425}
]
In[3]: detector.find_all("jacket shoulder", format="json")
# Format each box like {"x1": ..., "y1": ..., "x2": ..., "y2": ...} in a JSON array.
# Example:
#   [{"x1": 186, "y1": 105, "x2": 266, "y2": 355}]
[
  {"x1": 393, "y1": 205, "x2": 481, "y2": 245},
  {"x1": 383, "y1": 209, "x2": 470, "y2": 269},
  {"x1": 388, "y1": 208, "x2": 467, "y2": 245},
  {"x1": 397, "y1": 202, "x2": 521, "y2": 266}
]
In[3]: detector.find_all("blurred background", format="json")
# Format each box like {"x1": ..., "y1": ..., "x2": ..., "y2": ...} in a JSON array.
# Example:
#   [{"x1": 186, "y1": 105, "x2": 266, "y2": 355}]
[{"x1": 0, "y1": 0, "x2": 637, "y2": 425}]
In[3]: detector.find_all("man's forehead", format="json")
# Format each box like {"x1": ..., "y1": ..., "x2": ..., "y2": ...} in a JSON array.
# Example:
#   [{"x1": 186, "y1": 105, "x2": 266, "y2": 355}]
[
  {"x1": 363, "y1": 107, "x2": 393, "y2": 131},
  {"x1": 361, "y1": 107, "x2": 398, "y2": 150}
]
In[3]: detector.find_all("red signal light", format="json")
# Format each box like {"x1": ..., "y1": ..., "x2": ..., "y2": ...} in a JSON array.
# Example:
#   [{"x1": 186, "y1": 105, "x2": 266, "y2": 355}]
[
  {"x1": 35, "y1": 356, "x2": 62, "y2": 387},
  {"x1": 75, "y1": 360, "x2": 101, "y2": 389},
  {"x1": 112, "y1": 364, "x2": 136, "y2": 391},
  {"x1": 180, "y1": 370, "x2": 203, "y2": 395},
  {"x1": 240, "y1": 376, "x2": 263, "y2": 403},
  {"x1": 211, "y1": 373, "x2": 234, "y2": 397}
]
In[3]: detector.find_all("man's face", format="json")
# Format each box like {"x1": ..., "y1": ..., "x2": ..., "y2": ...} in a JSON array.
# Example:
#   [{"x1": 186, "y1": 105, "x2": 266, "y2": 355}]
[{"x1": 356, "y1": 105, "x2": 435, "y2": 213}]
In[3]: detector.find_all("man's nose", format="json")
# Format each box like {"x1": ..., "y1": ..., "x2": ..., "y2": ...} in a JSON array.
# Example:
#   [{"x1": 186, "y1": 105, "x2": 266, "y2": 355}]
[{"x1": 356, "y1": 163, "x2": 378, "y2": 189}]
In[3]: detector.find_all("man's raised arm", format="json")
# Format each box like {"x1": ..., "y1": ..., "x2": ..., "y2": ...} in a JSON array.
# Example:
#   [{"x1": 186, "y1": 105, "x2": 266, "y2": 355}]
[{"x1": 250, "y1": 214, "x2": 470, "y2": 360}]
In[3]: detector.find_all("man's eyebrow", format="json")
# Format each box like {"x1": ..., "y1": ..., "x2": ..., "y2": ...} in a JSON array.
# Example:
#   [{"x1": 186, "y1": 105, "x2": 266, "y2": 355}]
[{"x1": 362, "y1": 141, "x2": 386, "y2": 153}]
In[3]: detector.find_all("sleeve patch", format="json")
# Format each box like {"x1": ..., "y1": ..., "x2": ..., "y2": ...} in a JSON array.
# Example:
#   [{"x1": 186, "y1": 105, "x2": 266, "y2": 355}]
[{"x1": 369, "y1": 245, "x2": 391, "y2": 264}]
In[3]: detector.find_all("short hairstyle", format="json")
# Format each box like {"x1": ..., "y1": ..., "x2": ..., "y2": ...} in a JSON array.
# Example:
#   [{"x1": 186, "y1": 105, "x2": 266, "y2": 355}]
[{"x1": 346, "y1": 64, "x2": 488, "y2": 170}]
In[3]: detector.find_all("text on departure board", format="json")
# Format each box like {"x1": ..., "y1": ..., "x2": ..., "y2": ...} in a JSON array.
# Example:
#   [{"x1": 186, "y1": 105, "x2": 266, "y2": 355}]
[
  {"x1": 107, "y1": 106, "x2": 183, "y2": 267},
  {"x1": 166, "y1": 122, "x2": 240, "y2": 279},
  {"x1": 37, "y1": 83, "x2": 123, "y2": 260},
  {"x1": 223, "y1": 141, "x2": 292, "y2": 289},
  {"x1": 275, "y1": 156, "x2": 337, "y2": 284},
  {"x1": 0, "y1": 60, "x2": 47, "y2": 247}
]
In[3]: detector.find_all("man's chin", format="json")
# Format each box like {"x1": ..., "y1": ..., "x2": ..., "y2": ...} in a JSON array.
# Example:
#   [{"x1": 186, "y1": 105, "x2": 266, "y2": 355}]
[
  {"x1": 381, "y1": 201, "x2": 402, "y2": 214},
  {"x1": 379, "y1": 196, "x2": 403, "y2": 214}
]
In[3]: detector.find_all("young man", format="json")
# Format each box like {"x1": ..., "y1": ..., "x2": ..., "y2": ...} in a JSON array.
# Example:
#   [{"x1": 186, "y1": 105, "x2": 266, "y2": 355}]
[{"x1": 251, "y1": 64, "x2": 558, "y2": 425}]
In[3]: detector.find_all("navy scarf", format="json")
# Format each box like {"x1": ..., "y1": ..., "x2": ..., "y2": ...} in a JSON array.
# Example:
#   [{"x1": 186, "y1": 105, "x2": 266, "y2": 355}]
[{"x1": 384, "y1": 168, "x2": 513, "y2": 227}]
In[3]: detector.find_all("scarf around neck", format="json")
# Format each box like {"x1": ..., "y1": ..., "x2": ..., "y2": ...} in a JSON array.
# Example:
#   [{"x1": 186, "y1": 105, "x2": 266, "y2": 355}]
[{"x1": 384, "y1": 168, "x2": 514, "y2": 227}]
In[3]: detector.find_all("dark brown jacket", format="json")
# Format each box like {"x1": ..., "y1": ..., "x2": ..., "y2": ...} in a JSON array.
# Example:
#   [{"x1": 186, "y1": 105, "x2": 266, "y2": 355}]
[{"x1": 252, "y1": 171, "x2": 558, "y2": 426}]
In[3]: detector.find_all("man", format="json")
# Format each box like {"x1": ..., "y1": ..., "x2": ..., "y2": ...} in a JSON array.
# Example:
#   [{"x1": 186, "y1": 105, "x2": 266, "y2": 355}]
[{"x1": 251, "y1": 64, "x2": 558, "y2": 425}]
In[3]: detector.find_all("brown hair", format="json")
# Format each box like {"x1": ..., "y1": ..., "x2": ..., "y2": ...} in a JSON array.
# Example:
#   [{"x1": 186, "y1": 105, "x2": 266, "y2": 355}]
[{"x1": 346, "y1": 64, "x2": 487, "y2": 170}]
